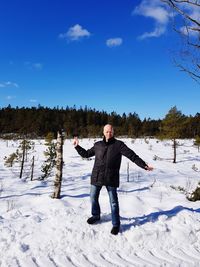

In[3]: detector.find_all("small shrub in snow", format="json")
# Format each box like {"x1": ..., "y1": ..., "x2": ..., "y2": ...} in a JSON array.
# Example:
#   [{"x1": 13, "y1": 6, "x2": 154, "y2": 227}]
[
  {"x1": 170, "y1": 185, "x2": 186, "y2": 194},
  {"x1": 171, "y1": 180, "x2": 200, "y2": 202},
  {"x1": 131, "y1": 139, "x2": 135, "y2": 144},
  {"x1": 149, "y1": 145, "x2": 153, "y2": 151},
  {"x1": 6, "y1": 200, "x2": 16, "y2": 212},
  {"x1": 187, "y1": 183, "x2": 200, "y2": 202},
  {"x1": 40, "y1": 132, "x2": 56, "y2": 180},
  {"x1": 4, "y1": 139, "x2": 35, "y2": 179},
  {"x1": 192, "y1": 164, "x2": 199, "y2": 172},
  {"x1": 153, "y1": 155, "x2": 164, "y2": 161},
  {"x1": 153, "y1": 155, "x2": 158, "y2": 161},
  {"x1": 4, "y1": 152, "x2": 18, "y2": 167},
  {"x1": 194, "y1": 135, "x2": 200, "y2": 152}
]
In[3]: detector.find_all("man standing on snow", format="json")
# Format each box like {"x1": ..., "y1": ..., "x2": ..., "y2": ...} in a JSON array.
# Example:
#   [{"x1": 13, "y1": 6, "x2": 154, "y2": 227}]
[{"x1": 73, "y1": 124, "x2": 153, "y2": 235}]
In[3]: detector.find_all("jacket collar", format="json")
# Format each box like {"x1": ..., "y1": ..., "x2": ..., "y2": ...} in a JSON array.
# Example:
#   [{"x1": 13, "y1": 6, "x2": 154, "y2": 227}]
[{"x1": 103, "y1": 136, "x2": 115, "y2": 145}]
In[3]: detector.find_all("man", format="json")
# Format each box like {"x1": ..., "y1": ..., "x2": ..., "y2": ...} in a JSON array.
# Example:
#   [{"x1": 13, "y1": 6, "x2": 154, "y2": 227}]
[{"x1": 73, "y1": 124, "x2": 153, "y2": 235}]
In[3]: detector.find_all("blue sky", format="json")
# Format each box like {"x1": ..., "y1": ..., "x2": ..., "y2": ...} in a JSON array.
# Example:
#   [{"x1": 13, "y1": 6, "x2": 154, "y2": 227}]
[{"x1": 0, "y1": 0, "x2": 199, "y2": 119}]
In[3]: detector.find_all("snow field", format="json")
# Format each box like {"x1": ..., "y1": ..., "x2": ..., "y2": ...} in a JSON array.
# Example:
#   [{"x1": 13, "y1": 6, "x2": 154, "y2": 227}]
[{"x1": 0, "y1": 138, "x2": 200, "y2": 266}]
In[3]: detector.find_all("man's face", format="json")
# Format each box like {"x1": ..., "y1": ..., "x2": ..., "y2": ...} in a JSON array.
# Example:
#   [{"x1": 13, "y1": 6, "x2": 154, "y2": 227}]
[{"x1": 103, "y1": 125, "x2": 113, "y2": 141}]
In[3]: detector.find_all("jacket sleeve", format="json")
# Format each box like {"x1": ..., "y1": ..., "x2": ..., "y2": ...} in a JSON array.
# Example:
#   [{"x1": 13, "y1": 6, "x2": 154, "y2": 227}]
[
  {"x1": 120, "y1": 142, "x2": 147, "y2": 170},
  {"x1": 75, "y1": 145, "x2": 95, "y2": 158}
]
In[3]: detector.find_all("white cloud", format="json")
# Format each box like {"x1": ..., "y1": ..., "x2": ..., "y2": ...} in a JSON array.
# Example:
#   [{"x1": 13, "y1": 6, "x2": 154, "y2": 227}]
[
  {"x1": 133, "y1": 0, "x2": 172, "y2": 39},
  {"x1": 106, "y1": 38, "x2": 123, "y2": 47},
  {"x1": 134, "y1": 0, "x2": 200, "y2": 40},
  {"x1": 6, "y1": 95, "x2": 16, "y2": 100},
  {"x1": 33, "y1": 63, "x2": 43, "y2": 70},
  {"x1": 29, "y1": 99, "x2": 37, "y2": 103},
  {"x1": 59, "y1": 24, "x2": 91, "y2": 41},
  {"x1": 138, "y1": 24, "x2": 166, "y2": 40},
  {"x1": 24, "y1": 62, "x2": 43, "y2": 70},
  {"x1": 0, "y1": 81, "x2": 19, "y2": 88}
]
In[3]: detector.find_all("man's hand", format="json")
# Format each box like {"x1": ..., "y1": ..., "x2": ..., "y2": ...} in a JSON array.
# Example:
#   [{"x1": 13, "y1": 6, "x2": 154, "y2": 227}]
[
  {"x1": 73, "y1": 136, "x2": 79, "y2": 147},
  {"x1": 145, "y1": 165, "x2": 153, "y2": 171}
]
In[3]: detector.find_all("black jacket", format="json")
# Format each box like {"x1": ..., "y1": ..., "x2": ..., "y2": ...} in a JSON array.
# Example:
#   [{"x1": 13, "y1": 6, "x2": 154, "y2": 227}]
[{"x1": 75, "y1": 137, "x2": 148, "y2": 187}]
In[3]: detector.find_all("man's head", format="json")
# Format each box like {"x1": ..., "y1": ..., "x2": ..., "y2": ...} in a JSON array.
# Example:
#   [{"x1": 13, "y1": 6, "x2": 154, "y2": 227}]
[{"x1": 103, "y1": 124, "x2": 114, "y2": 141}]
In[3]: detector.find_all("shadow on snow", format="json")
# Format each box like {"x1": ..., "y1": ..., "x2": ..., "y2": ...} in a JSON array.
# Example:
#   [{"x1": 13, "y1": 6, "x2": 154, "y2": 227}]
[
  {"x1": 118, "y1": 186, "x2": 150, "y2": 194},
  {"x1": 121, "y1": 205, "x2": 200, "y2": 232},
  {"x1": 60, "y1": 193, "x2": 90, "y2": 199}
]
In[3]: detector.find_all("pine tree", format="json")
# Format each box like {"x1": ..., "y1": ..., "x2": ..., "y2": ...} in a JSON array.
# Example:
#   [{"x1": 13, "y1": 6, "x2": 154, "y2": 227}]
[
  {"x1": 4, "y1": 138, "x2": 34, "y2": 179},
  {"x1": 161, "y1": 106, "x2": 185, "y2": 163},
  {"x1": 18, "y1": 139, "x2": 35, "y2": 178},
  {"x1": 4, "y1": 153, "x2": 18, "y2": 167},
  {"x1": 40, "y1": 132, "x2": 56, "y2": 179},
  {"x1": 194, "y1": 135, "x2": 200, "y2": 152}
]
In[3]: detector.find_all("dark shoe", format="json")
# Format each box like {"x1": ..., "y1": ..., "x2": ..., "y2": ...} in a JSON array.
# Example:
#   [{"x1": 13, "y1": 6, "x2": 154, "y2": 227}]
[
  {"x1": 87, "y1": 216, "x2": 100, "y2": 224},
  {"x1": 111, "y1": 226, "x2": 120, "y2": 235}
]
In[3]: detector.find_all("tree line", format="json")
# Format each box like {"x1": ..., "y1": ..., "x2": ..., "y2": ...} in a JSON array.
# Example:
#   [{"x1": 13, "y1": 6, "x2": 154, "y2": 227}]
[{"x1": 0, "y1": 105, "x2": 200, "y2": 138}]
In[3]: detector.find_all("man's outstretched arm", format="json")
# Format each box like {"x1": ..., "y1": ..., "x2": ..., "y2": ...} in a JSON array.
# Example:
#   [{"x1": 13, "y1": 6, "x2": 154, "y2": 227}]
[
  {"x1": 73, "y1": 137, "x2": 95, "y2": 158},
  {"x1": 120, "y1": 142, "x2": 153, "y2": 171}
]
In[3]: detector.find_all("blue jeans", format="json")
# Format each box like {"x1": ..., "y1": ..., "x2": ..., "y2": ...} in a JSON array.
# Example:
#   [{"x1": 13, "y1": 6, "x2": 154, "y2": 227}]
[{"x1": 90, "y1": 184, "x2": 120, "y2": 227}]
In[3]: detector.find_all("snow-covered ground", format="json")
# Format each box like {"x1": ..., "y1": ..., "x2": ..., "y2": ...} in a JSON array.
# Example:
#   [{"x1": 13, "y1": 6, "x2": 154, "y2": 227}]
[{"x1": 1, "y1": 138, "x2": 200, "y2": 267}]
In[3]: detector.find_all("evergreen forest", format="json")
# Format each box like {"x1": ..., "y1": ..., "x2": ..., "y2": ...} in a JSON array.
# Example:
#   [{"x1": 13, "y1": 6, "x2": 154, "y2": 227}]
[{"x1": 0, "y1": 105, "x2": 200, "y2": 139}]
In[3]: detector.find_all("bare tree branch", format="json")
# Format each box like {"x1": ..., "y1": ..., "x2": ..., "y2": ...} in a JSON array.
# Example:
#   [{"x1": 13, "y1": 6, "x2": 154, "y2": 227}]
[
  {"x1": 174, "y1": 59, "x2": 200, "y2": 81},
  {"x1": 163, "y1": 0, "x2": 200, "y2": 27},
  {"x1": 161, "y1": 0, "x2": 200, "y2": 81}
]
